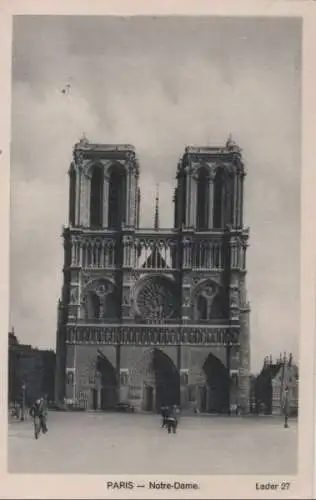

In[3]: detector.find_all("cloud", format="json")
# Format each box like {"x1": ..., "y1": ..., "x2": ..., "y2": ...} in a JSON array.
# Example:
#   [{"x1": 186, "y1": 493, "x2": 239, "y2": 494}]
[{"x1": 10, "y1": 16, "x2": 301, "y2": 372}]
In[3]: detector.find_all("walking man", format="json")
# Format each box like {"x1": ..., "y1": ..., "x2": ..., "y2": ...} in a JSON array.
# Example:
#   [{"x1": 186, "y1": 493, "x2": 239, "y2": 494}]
[{"x1": 29, "y1": 397, "x2": 48, "y2": 439}]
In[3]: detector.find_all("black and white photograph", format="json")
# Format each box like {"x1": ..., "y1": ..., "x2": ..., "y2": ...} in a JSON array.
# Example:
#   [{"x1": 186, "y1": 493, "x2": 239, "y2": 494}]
[{"x1": 1, "y1": 3, "x2": 316, "y2": 499}]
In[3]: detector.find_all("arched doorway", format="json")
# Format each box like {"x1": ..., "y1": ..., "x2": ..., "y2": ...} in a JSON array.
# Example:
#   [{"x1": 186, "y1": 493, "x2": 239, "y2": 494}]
[
  {"x1": 201, "y1": 354, "x2": 230, "y2": 413},
  {"x1": 153, "y1": 349, "x2": 180, "y2": 410},
  {"x1": 129, "y1": 349, "x2": 180, "y2": 412},
  {"x1": 91, "y1": 352, "x2": 117, "y2": 410}
]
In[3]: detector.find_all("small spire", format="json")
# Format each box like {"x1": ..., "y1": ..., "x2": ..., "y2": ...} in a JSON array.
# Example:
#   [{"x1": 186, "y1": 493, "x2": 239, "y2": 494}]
[
  {"x1": 79, "y1": 132, "x2": 88, "y2": 145},
  {"x1": 225, "y1": 133, "x2": 241, "y2": 153},
  {"x1": 154, "y1": 184, "x2": 160, "y2": 231},
  {"x1": 226, "y1": 133, "x2": 234, "y2": 148}
]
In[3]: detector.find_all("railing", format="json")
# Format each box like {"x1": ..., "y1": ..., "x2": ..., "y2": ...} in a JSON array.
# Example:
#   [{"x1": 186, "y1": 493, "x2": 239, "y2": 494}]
[
  {"x1": 190, "y1": 240, "x2": 224, "y2": 270},
  {"x1": 66, "y1": 232, "x2": 247, "y2": 271},
  {"x1": 71, "y1": 318, "x2": 228, "y2": 326},
  {"x1": 65, "y1": 323, "x2": 239, "y2": 346}
]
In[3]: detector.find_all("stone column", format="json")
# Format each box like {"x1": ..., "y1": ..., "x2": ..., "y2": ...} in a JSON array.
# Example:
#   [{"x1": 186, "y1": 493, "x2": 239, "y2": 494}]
[
  {"x1": 128, "y1": 173, "x2": 137, "y2": 227},
  {"x1": 236, "y1": 174, "x2": 244, "y2": 228},
  {"x1": 125, "y1": 170, "x2": 131, "y2": 227},
  {"x1": 79, "y1": 242, "x2": 83, "y2": 268},
  {"x1": 233, "y1": 173, "x2": 238, "y2": 228},
  {"x1": 183, "y1": 237, "x2": 192, "y2": 269},
  {"x1": 103, "y1": 175, "x2": 109, "y2": 229},
  {"x1": 80, "y1": 173, "x2": 90, "y2": 227},
  {"x1": 238, "y1": 304, "x2": 251, "y2": 414},
  {"x1": 239, "y1": 174, "x2": 245, "y2": 227},
  {"x1": 230, "y1": 240, "x2": 238, "y2": 269},
  {"x1": 208, "y1": 176, "x2": 215, "y2": 229},
  {"x1": 181, "y1": 273, "x2": 191, "y2": 322},
  {"x1": 75, "y1": 168, "x2": 81, "y2": 226},
  {"x1": 71, "y1": 240, "x2": 76, "y2": 267},
  {"x1": 190, "y1": 175, "x2": 197, "y2": 228},
  {"x1": 221, "y1": 182, "x2": 226, "y2": 228}
]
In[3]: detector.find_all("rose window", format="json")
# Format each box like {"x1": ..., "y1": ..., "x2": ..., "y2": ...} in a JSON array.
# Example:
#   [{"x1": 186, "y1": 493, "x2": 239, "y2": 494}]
[{"x1": 136, "y1": 276, "x2": 177, "y2": 321}]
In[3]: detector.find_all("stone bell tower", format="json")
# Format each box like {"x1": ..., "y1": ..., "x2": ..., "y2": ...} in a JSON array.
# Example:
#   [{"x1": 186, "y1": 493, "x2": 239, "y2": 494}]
[
  {"x1": 55, "y1": 137, "x2": 141, "y2": 404},
  {"x1": 173, "y1": 136, "x2": 250, "y2": 413}
]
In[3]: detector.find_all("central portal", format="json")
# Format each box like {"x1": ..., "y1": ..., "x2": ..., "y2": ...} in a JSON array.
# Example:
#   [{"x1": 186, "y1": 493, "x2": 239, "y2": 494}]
[
  {"x1": 201, "y1": 353, "x2": 230, "y2": 413},
  {"x1": 153, "y1": 348, "x2": 180, "y2": 410},
  {"x1": 129, "y1": 348, "x2": 180, "y2": 412}
]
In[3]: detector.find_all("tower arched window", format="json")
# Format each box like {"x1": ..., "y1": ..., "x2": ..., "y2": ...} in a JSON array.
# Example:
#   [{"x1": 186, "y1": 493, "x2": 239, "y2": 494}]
[
  {"x1": 69, "y1": 169, "x2": 76, "y2": 226},
  {"x1": 90, "y1": 165, "x2": 104, "y2": 228},
  {"x1": 108, "y1": 166, "x2": 127, "y2": 229},
  {"x1": 196, "y1": 167, "x2": 209, "y2": 230},
  {"x1": 213, "y1": 168, "x2": 225, "y2": 229},
  {"x1": 225, "y1": 174, "x2": 234, "y2": 226}
]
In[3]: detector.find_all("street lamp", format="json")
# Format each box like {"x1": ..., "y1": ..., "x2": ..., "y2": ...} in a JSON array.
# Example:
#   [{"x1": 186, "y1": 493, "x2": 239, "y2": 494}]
[
  {"x1": 20, "y1": 382, "x2": 26, "y2": 421},
  {"x1": 284, "y1": 385, "x2": 289, "y2": 429}
]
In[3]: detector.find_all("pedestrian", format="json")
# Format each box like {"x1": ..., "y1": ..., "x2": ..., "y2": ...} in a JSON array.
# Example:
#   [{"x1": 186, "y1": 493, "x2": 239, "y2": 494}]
[
  {"x1": 166, "y1": 415, "x2": 177, "y2": 434},
  {"x1": 166, "y1": 405, "x2": 178, "y2": 434},
  {"x1": 283, "y1": 386, "x2": 290, "y2": 429},
  {"x1": 29, "y1": 397, "x2": 48, "y2": 439}
]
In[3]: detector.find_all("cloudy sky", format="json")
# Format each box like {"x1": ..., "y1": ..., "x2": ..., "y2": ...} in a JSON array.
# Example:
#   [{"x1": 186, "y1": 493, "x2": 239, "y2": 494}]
[{"x1": 10, "y1": 16, "x2": 301, "y2": 373}]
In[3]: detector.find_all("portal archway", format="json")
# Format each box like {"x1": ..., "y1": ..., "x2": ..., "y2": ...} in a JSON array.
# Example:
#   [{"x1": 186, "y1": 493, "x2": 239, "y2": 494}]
[
  {"x1": 129, "y1": 348, "x2": 180, "y2": 412},
  {"x1": 90, "y1": 352, "x2": 117, "y2": 410},
  {"x1": 201, "y1": 353, "x2": 230, "y2": 413}
]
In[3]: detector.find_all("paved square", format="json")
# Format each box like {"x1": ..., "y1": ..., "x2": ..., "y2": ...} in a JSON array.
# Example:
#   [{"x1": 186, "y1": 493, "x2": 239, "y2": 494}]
[{"x1": 8, "y1": 412, "x2": 297, "y2": 475}]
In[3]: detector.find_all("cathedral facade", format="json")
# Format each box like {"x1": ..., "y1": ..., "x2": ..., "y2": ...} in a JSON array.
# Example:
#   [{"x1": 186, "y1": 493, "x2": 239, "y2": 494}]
[{"x1": 55, "y1": 137, "x2": 251, "y2": 414}]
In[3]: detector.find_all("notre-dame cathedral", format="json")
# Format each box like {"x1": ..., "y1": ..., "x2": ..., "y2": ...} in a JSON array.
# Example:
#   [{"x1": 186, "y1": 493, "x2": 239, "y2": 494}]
[{"x1": 55, "y1": 135, "x2": 250, "y2": 414}]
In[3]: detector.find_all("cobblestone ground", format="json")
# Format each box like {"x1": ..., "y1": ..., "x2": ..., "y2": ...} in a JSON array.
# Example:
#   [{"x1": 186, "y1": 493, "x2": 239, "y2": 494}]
[{"x1": 8, "y1": 412, "x2": 297, "y2": 475}]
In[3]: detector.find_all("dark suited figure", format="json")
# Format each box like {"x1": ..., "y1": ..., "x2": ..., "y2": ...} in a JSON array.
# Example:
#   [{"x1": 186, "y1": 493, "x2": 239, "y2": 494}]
[
  {"x1": 166, "y1": 406, "x2": 178, "y2": 434},
  {"x1": 283, "y1": 386, "x2": 290, "y2": 429},
  {"x1": 29, "y1": 398, "x2": 48, "y2": 438}
]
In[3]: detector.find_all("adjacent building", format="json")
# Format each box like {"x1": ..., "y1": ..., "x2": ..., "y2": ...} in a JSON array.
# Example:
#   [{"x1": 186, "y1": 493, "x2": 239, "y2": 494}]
[
  {"x1": 55, "y1": 136, "x2": 251, "y2": 413},
  {"x1": 8, "y1": 329, "x2": 56, "y2": 406},
  {"x1": 249, "y1": 353, "x2": 299, "y2": 416},
  {"x1": 272, "y1": 354, "x2": 299, "y2": 416}
]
